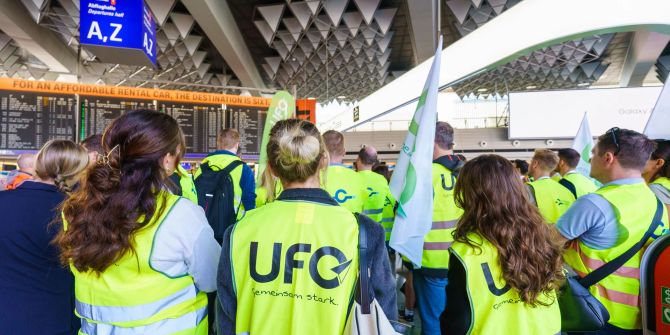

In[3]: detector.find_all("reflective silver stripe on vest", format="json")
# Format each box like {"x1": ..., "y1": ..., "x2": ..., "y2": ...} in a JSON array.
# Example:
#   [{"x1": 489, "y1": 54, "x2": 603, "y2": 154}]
[
  {"x1": 423, "y1": 242, "x2": 453, "y2": 250},
  {"x1": 384, "y1": 228, "x2": 393, "y2": 232},
  {"x1": 431, "y1": 220, "x2": 458, "y2": 230},
  {"x1": 76, "y1": 285, "x2": 196, "y2": 323},
  {"x1": 362, "y1": 208, "x2": 383, "y2": 215},
  {"x1": 79, "y1": 305, "x2": 207, "y2": 335},
  {"x1": 380, "y1": 218, "x2": 394, "y2": 223}
]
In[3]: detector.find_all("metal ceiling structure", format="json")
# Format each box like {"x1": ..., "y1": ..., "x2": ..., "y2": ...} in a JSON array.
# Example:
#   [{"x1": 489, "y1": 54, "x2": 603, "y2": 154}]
[{"x1": 0, "y1": 0, "x2": 667, "y2": 102}]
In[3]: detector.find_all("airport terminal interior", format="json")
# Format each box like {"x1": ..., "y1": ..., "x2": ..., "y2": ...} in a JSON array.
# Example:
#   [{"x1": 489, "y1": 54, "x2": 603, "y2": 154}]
[{"x1": 1, "y1": 0, "x2": 670, "y2": 334}]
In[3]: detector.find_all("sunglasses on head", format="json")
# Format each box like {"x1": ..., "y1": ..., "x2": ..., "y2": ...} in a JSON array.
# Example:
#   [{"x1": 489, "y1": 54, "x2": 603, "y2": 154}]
[{"x1": 606, "y1": 127, "x2": 621, "y2": 156}]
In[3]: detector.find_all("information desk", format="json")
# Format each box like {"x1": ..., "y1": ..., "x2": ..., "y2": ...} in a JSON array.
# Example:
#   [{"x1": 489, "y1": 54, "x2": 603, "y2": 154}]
[{"x1": 0, "y1": 90, "x2": 75, "y2": 150}]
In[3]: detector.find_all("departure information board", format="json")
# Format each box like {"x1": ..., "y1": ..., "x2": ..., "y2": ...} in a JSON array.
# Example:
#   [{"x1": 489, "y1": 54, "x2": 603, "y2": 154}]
[
  {"x1": 0, "y1": 90, "x2": 75, "y2": 150},
  {"x1": 226, "y1": 106, "x2": 267, "y2": 155},
  {"x1": 160, "y1": 101, "x2": 224, "y2": 154},
  {"x1": 81, "y1": 96, "x2": 155, "y2": 138}
]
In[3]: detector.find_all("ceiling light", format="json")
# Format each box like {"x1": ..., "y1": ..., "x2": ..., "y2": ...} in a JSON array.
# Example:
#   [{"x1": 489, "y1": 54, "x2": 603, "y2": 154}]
[
  {"x1": 526, "y1": 85, "x2": 537, "y2": 89},
  {"x1": 477, "y1": 88, "x2": 487, "y2": 92},
  {"x1": 577, "y1": 82, "x2": 590, "y2": 87},
  {"x1": 307, "y1": 97, "x2": 316, "y2": 100},
  {"x1": 337, "y1": 95, "x2": 346, "y2": 99}
]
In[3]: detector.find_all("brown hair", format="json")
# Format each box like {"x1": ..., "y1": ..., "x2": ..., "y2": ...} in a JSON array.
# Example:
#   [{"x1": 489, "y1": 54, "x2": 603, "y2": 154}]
[
  {"x1": 453, "y1": 154, "x2": 564, "y2": 306},
  {"x1": 35, "y1": 140, "x2": 88, "y2": 193},
  {"x1": 267, "y1": 119, "x2": 326, "y2": 183},
  {"x1": 597, "y1": 128, "x2": 655, "y2": 170},
  {"x1": 532, "y1": 149, "x2": 559, "y2": 172},
  {"x1": 435, "y1": 121, "x2": 455, "y2": 150},
  {"x1": 322, "y1": 130, "x2": 345, "y2": 157},
  {"x1": 218, "y1": 128, "x2": 240, "y2": 151},
  {"x1": 81, "y1": 134, "x2": 103, "y2": 154},
  {"x1": 651, "y1": 140, "x2": 670, "y2": 180},
  {"x1": 56, "y1": 110, "x2": 185, "y2": 273},
  {"x1": 557, "y1": 148, "x2": 580, "y2": 169}
]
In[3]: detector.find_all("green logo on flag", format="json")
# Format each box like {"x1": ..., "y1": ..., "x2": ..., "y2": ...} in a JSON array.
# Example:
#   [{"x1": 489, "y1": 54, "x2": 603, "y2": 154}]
[{"x1": 581, "y1": 143, "x2": 592, "y2": 163}]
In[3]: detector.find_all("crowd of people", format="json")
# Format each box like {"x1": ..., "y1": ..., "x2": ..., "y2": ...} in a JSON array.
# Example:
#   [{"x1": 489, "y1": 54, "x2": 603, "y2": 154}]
[{"x1": 0, "y1": 109, "x2": 669, "y2": 335}]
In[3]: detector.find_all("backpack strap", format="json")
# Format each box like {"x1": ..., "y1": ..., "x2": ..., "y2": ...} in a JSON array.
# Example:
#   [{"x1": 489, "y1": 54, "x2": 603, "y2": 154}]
[
  {"x1": 578, "y1": 198, "x2": 664, "y2": 287},
  {"x1": 559, "y1": 178, "x2": 578, "y2": 198},
  {"x1": 355, "y1": 213, "x2": 371, "y2": 314}
]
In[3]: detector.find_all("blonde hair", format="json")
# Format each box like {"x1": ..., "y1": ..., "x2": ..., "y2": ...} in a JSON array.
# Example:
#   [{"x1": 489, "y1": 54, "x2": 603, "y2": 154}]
[
  {"x1": 267, "y1": 119, "x2": 326, "y2": 183},
  {"x1": 218, "y1": 128, "x2": 240, "y2": 150},
  {"x1": 532, "y1": 149, "x2": 559, "y2": 172},
  {"x1": 259, "y1": 167, "x2": 279, "y2": 203},
  {"x1": 322, "y1": 130, "x2": 346, "y2": 157},
  {"x1": 35, "y1": 139, "x2": 89, "y2": 193}
]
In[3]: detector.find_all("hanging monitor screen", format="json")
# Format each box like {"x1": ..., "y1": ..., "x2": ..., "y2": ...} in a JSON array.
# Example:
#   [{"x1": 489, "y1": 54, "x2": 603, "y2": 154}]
[
  {"x1": 0, "y1": 90, "x2": 75, "y2": 150},
  {"x1": 226, "y1": 106, "x2": 267, "y2": 156},
  {"x1": 160, "y1": 101, "x2": 224, "y2": 155},
  {"x1": 80, "y1": 96, "x2": 155, "y2": 139}
]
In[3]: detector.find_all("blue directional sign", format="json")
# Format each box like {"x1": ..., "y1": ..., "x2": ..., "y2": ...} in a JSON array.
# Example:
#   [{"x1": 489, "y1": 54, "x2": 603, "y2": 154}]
[{"x1": 80, "y1": 0, "x2": 156, "y2": 66}]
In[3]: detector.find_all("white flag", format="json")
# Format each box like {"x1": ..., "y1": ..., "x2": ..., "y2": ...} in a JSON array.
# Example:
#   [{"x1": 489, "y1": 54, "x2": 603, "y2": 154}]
[
  {"x1": 389, "y1": 36, "x2": 442, "y2": 267},
  {"x1": 644, "y1": 76, "x2": 670, "y2": 140},
  {"x1": 572, "y1": 113, "x2": 594, "y2": 177}
]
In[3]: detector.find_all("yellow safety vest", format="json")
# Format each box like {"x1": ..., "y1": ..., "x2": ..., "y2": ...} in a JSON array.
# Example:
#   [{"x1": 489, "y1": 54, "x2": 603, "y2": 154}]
[
  {"x1": 68, "y1": 192, "x2": 208, "y2": 335},
  {"x1": 412, "y1": 163, "x2": 463, "y2": 275},
  {"x1": 255, "y1": 181, "x2": 283, "y2": 208},
  {"x1": 177, "y1": 165, "x2": 198, "y2": 204},
  {"x1": 528, "y1": 178, "x2": 575, "y2": 224},
  {"x1": 231, "y1": 198, "x2": 359, "y2": 335},
  {"x1": 381, "y1": 193, "x2": 396, "y2": 242},
  {"x1": 449, "y1": 233, "x2": 561, "y2": 335},
  {"x1": 358, "y1": 170, "x2": 390, "y2": 223},
  {"x1": 324, "y1": 165, "x2": 367, "y2": 213},
  {"x1": 563, "y1": 182, "x2": 669, "y2": 330},
  {"x1": 561, "y1": 171, "x2": 598, "y2": 198},
  {"x1": 195, "y1": 153, "x2": 245, "y2": 220}
]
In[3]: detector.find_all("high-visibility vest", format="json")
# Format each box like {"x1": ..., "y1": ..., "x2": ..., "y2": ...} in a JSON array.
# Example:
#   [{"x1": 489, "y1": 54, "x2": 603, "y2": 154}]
[
  {"x1": 652, "y1": 176, "x2": 670, "y2": 195},
  {"x1": 324, "y1": 165, "x2": 367, "y2": 213},
  {"x1": 255, "y1": 180, "x2": 283, "y2": 208},
  {"x1": 69, "y1": 192, "x2": 208, "y2": 335},
  {"x1": 561, "y1": 171, "x2": 598, "y2": 198},
  {"x1": 5, "y1": 172, "x2": 31, "y2": 190},
  {"x1": 415, "y1": 163, "x2": 463, "y2": 274},
  {"x1": 527, "y1": 178, "x2": 575, "y2": 224},
  {"x1": 231, "y1": 198, "x2": 359, "y2": 335},
  {"x1": 195, "y1": 153, "x2": 245, "y2": 220},
  {"x1": 176, "y1": 165, "x2": 198, "y2": 204},
  {"x1": 449, "y1": 233, "x2": 561, "y2": 335},
  {"x1": 381, "y1": 193, "x2": 396, "y2": 242},
  {"x1": 358, "y1": 170, "x2": 390, "y2": 223},
  {"x1": 563, "y1": 182, "x2": 669, "y2": 330}
]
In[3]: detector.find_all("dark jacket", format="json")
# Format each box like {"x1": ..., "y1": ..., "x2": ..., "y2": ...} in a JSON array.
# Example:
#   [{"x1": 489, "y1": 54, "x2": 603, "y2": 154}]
[
  {"x1": 207, "y1": 150, "x2": 256, "y2": 211},
  {"x1": 216, "y1": 188, "x2": 398, "y2": 334},
  {"x1": 0, "y1": 181, "x2": 79, "y2": 335}
]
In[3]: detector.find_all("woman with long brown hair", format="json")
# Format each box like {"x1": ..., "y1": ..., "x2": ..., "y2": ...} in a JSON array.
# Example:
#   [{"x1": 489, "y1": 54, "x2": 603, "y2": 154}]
[
  {"x1": 55, "y1": 110, "x2": 220, "y2": 335},
  {"x1": 440, "y1": 154, "x2": 564, "y2": 334}
]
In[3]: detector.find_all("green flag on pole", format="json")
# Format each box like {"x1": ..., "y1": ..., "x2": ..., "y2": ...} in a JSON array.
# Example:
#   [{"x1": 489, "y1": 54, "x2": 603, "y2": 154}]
[{"x1": 257, "y1": 91, "x2": 295, "y2": 182}]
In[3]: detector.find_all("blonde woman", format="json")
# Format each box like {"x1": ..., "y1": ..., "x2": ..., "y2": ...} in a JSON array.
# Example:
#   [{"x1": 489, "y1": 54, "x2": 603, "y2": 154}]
[
  {"x1": 0, "y1": 140, "x2": 88, "y2": 335},
  {"x1": 217, "y1": 119, "x2": 397, "y2": 335}
]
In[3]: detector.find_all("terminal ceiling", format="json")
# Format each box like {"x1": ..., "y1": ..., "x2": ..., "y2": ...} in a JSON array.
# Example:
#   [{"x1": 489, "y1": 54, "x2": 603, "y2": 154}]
[{"x1": 0, "y1": 0, "x2": 667, "y2": 100}]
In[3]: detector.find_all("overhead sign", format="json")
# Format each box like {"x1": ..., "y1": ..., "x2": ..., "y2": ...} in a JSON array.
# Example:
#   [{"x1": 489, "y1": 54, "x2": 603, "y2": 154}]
[
  {"x1": 0, "y1": 78, "x2": 272, "y2": 108},
  {"x1": 80, "y1": 0, "x2": 157, "y2": 66},
  {"x1": 508, "y1": 87, "x2": 662, "y2": 139}
]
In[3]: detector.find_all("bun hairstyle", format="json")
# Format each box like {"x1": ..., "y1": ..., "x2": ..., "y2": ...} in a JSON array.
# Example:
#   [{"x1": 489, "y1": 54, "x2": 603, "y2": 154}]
[
  {"x1": 56, "y1": 110, "x2": 185, "y2": 273},
  {"x1": 267, "y1": 119, "x2": 326, "y2": 183},
  {"x1": 34, "y1": 139, "x2": 89, "y2": 193}
]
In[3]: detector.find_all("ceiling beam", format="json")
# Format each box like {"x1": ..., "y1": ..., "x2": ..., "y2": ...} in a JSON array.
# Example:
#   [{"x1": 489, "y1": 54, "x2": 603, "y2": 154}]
[
  {"x1": 182, "y1": 0, "x2": 267, "y2": 94},
  {"x1": 619, "y1": 30, "x2": 670, "y2": 87},
  {"x1": 0, "y1": 0, "x2": 79, "y2": 75},
  {"x1": 406, "y1": 0, "x2": 438, "y2": 64}
]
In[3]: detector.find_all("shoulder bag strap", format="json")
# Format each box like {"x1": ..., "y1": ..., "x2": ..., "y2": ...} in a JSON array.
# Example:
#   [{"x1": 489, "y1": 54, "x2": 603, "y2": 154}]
[
  {"x1": 355, "y1": 213, "x2": 371, "y2": 314},
  {"x1": 579, "y1": 198, "x2": 663, "y2": 287}
]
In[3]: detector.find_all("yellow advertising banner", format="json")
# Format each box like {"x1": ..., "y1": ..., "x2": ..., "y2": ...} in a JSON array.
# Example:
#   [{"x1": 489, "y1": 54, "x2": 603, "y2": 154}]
[{"x1": 0, "y1": 78, "x2": 271, "y2": 107}]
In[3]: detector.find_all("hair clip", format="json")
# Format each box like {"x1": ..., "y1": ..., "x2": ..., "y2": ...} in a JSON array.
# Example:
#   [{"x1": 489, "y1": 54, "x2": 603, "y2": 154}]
[{"x1": 97, "y1": 144, "x2": 120, "y2": 169}]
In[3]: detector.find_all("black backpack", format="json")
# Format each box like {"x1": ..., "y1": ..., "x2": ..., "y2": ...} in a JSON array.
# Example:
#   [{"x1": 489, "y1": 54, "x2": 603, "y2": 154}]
[{"x1": 194, "y1": 160, "x2": 244, "y2": 243}]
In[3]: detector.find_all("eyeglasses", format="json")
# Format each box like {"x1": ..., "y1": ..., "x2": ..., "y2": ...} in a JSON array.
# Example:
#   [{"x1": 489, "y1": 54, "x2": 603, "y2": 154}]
[{"x1": 606, "y1": 127, "x2": 621, "y2": 156}]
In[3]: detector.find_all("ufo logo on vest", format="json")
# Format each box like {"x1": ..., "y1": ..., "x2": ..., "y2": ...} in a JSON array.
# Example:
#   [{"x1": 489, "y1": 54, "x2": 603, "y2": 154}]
[
  {"x1": 334, "y1": 189, "x2": 354, "y2": 203},
  {"x1": 249, "y1": 242, "x2": 353, "y2": 289}
]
